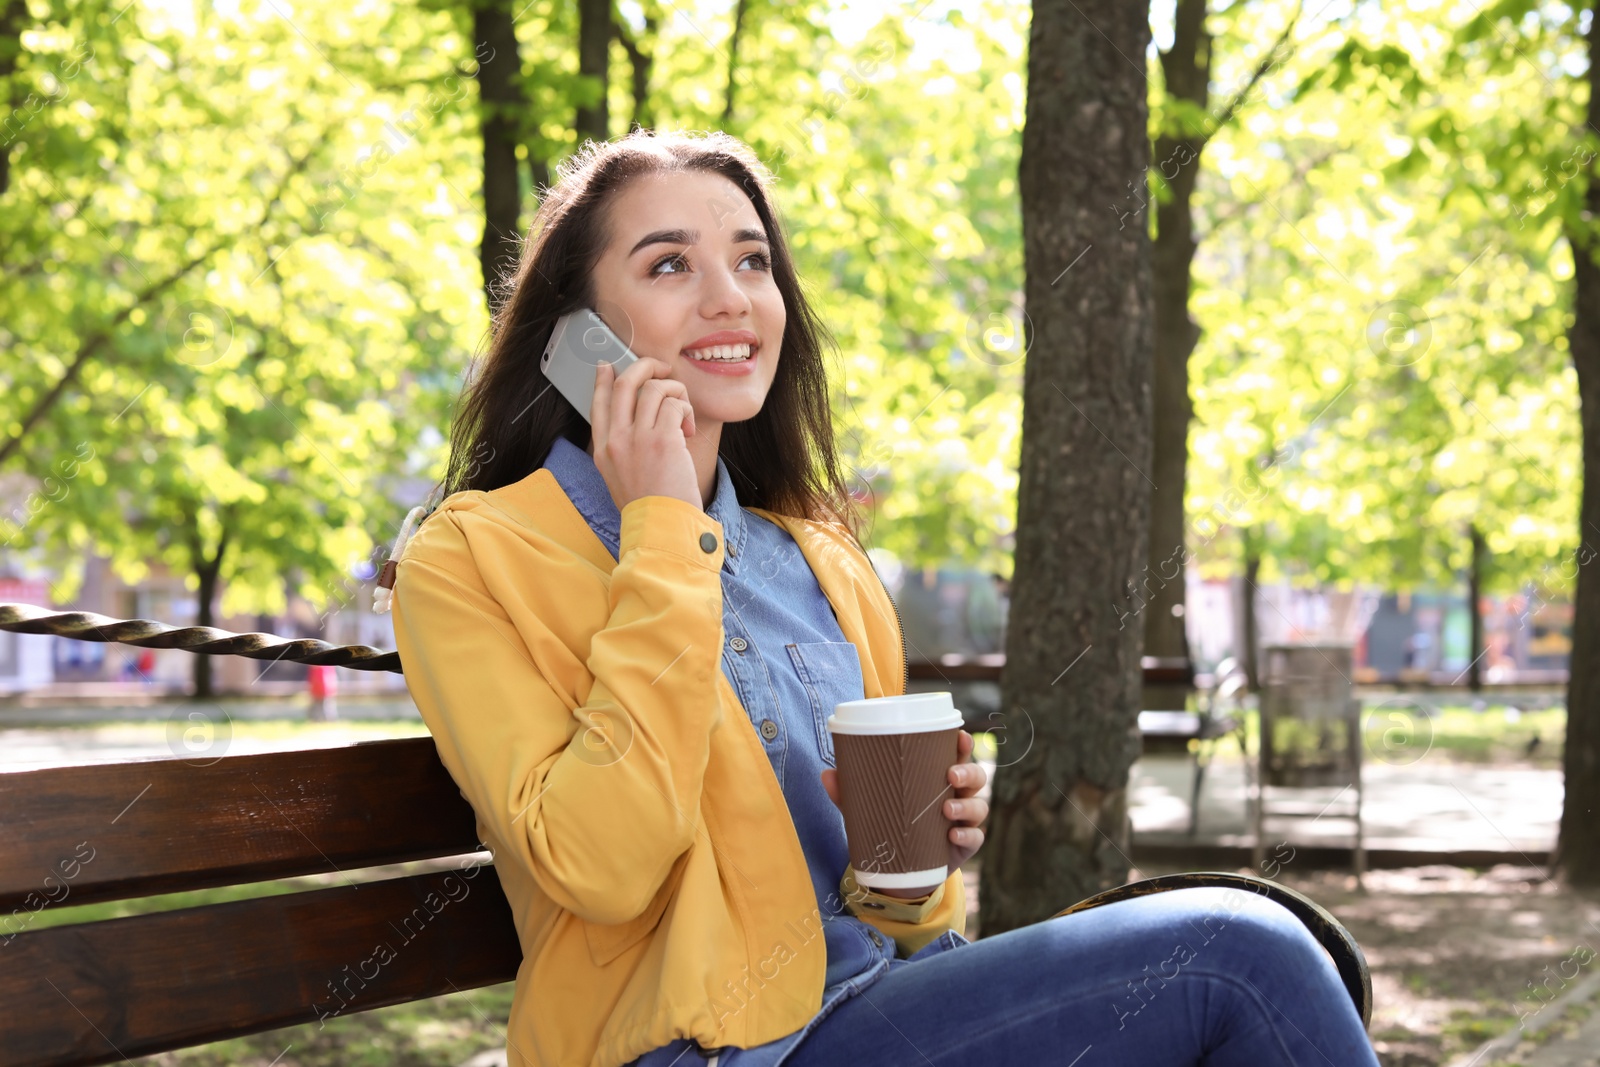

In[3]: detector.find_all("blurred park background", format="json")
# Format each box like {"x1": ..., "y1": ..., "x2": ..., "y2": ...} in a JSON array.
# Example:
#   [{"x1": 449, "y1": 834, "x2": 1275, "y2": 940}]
[{"x1": 6, "y1": 0, "x2": 1600, "y2": 1064}]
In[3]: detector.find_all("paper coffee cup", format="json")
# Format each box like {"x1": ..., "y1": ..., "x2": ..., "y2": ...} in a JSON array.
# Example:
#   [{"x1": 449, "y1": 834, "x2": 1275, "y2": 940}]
[{"x1": 827, "y1": 692, "x2": 964, "y2": 890}]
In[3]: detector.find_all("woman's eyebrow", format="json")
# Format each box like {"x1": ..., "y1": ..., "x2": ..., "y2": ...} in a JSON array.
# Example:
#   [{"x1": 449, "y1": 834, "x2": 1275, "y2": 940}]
[{"x1": 628, "y1": 226, "x2": 770, "y2": 256}]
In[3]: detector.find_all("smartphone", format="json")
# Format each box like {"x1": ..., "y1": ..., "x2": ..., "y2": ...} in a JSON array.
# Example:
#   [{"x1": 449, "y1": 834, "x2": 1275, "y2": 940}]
[{"x1": 540, "y1": 308, "x2": 640, "y2": 423}]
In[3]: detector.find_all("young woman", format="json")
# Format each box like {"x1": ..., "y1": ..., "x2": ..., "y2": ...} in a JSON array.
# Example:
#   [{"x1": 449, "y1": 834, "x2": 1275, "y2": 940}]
[{"x1": 387, "y1": 129, "x2": 1378, "y2": 1067}]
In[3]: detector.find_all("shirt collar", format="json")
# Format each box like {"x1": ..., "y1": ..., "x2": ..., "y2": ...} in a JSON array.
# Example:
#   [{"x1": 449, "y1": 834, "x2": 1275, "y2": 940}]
[{"x1": 541, "y1": 435, "x2": 747, "y2": 572}]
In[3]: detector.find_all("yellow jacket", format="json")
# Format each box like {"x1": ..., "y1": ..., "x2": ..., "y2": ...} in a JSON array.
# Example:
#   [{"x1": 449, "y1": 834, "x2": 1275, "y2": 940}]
[{"x1": 390, "y1": 468, "x2": 966, "y2": 1067}]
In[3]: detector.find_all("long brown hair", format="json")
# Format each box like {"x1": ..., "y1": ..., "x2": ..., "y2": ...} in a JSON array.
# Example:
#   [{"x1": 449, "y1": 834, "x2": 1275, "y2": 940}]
[{"x1": 431, "y1": 129, "x2": 864, "y2": 541}]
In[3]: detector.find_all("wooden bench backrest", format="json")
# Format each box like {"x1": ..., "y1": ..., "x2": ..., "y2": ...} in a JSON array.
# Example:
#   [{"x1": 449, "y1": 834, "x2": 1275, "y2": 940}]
[{"x1": 0, "y1": 738, "x2": 522, "y2": 1067}]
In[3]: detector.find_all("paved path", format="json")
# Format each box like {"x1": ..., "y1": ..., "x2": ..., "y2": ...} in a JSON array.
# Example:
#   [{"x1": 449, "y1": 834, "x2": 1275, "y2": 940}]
[{"x1": 1127, "y1": 754, "x2": 1558, "y2": 855}]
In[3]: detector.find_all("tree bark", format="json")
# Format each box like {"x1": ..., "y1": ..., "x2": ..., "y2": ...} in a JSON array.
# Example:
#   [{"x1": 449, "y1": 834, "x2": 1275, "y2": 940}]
[
  {"x1": 474, "y1": 0, "x2": 525, "y2": 315},
  {"x1": 1142, "y1": 0, "x2": 1207, "y2": 711},
  {"x1": 1558, "y1": 5, "x2": 1600, "y2": 886},
  {"x1": 983, "y1": 0, "x2": 1154, "y2": 933},
  {"x1": 575, "y1": 0, "x2": 610, "y2": 143},
  {"x1": 1468, "y1": 523, "x2": 1485, "y2": 693}
]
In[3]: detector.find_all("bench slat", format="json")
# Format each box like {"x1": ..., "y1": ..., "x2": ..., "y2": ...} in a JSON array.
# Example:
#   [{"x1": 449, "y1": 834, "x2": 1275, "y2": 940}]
[
  {"x1": 0, "y1": 738, "x2": 482, "y2": 912},
  {"x1": 0, "y1": 868, "x2": 523, "y2": 1067}
]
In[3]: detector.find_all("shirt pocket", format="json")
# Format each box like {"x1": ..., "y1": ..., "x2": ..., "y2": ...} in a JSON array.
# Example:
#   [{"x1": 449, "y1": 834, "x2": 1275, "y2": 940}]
[{"x1": 785, "y1": 641, "x2": 867, "y2": 768}]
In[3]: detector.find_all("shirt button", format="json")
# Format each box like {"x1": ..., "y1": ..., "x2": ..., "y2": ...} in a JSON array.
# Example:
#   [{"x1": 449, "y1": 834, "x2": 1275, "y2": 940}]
[
  {"x1": 759, "y1": 719, "x2": 779, "y2": 741},
  {"x1": 699, "y1": 532, "x2": 718, "y2": 553},
  {"x1": 730, "y1": 636, "x2": 748, "y2": 652}
]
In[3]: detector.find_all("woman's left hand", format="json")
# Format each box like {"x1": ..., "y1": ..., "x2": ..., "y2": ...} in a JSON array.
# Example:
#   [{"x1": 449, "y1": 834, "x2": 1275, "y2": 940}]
[
  {"x1": 940, "y1": 728, "x2": 989, "y2": 869},
  {"x1": 820, "y1": 728, "x2": 989, "y2": 880}
]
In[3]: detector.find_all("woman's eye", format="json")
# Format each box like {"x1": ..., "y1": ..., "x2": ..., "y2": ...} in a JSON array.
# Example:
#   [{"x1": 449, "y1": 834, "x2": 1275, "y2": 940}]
[{"x1": 650, "y1": 251, "x2": 770, "y2": 274}]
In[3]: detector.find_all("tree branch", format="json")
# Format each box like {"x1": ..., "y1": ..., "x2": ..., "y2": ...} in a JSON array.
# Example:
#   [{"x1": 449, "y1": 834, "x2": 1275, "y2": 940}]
[
  {"x1": 1195, "y1": 142, "x2": 1337, "y2": 237},
  {"x1": 721, "y1": 0, "x2": 749, "y2": 127},
  {"x1": 0, "y1": 186, "x2": 97, "y2": 270},
  {"x1": 1206, "y1": 0, "x2": 1305, "y2": 140},
  {"x1": 0, "y1": 141, "x2": 320, "y2": 469}
]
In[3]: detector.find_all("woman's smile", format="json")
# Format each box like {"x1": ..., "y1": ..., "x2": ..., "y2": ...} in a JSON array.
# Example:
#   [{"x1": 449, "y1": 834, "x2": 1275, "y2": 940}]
[{"x1": 683, "y1": 328, "x2": 760, "y2": 373}]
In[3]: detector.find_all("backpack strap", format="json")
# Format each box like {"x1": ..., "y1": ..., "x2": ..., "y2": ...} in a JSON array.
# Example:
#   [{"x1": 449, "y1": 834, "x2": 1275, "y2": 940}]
[{"x1": 372, "y1": 503, "x2": 434, "y2": 614}]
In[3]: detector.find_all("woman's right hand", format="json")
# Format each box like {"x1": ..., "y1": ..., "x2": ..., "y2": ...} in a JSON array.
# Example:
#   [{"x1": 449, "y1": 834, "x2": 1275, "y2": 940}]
[{"x1": 591, "y1": 356, "x2": 701, "y2": 511}]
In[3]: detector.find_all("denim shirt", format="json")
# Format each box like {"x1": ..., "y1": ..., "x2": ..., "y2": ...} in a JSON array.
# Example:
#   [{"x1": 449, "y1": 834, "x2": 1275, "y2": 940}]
[{"x1": 539, "y1": 436, "x2": 968, "y2": 1067}]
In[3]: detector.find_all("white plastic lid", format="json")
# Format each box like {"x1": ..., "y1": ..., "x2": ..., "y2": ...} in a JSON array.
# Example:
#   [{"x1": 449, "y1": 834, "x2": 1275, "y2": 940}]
[{"x1": 827, "y1": 692, "x2": 963, "y2": 735}]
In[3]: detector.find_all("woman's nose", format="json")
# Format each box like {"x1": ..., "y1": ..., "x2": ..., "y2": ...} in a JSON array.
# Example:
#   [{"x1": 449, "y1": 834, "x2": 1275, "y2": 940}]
[{"x1": 700, "y1": 263, "x2": 752, "y2": 318}]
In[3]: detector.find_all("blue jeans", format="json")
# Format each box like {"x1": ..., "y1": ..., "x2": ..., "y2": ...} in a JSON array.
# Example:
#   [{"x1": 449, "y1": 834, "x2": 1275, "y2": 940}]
[{"x1": 777, "y1": 887, "x2": 1378, "y2": 1066}]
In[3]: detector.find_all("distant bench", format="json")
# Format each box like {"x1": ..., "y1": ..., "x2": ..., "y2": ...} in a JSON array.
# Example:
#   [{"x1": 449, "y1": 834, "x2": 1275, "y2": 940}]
[
  {"x1": 907, "y1": 653, "x2": 1194, "y2": 690},
  {"x1": 910, "y1": 655, "x2": 1243, "y2": 836},
  {"x1": 910, "y1": 653, "x2": 1213, "y2": 754}
]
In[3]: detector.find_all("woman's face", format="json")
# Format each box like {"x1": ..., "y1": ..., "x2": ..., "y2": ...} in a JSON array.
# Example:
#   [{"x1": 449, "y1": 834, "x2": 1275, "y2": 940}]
[{"x1": 588, "y1": 169, "x2": 786, "y2": 431}]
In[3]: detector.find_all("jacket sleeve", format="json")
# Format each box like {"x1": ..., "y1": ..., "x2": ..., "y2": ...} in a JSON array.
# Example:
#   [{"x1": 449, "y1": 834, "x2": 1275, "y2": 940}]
[
  {"x1": 839, "y1": 864, "x2": 967, "y2": 958},
  {"x1": 391, "y1": 494, "x2": 727, "y2": 927}
]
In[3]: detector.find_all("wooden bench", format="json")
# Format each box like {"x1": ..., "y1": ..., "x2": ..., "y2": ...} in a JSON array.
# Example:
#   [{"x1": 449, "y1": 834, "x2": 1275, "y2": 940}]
[
  {"x1": 0, "y1": 606, "x2": 1370, "y2": 1065},
  {"x1": 0, "y1": 737, "x2": 1372, "y2": 1067},
  {"x1": 0, "y1": 739, "x2": 520, "y2": 1067}
]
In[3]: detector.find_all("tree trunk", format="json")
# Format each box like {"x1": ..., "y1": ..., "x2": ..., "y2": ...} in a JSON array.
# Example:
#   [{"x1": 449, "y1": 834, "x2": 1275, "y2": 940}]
[
  {"x1": 188, "y1": 528, "x2": 230, "y2": 700},
  {"x1": 721, "y1": 0, "x2": 749, "y2": 127},
  {"x1": 1242, "y1": 528, "x2": 1261, "y2": 693},
  {"x1": 614, "y1": 9, "x2": 657, "y2": 132},
  {"x1": 1468, "y1": 523, "x2": 1485, "y2": 693},
  {"x1": 528, "y1": 155, "x2": 549, "y2": 206},
  {"x1": 984, "y1": 0, "x2": 1154, "y2": 934},
  {"x1": 1558, "y1": 6, "x2": 1600, "y2": 886},
  {"x1": 1142, "y1": 0, "x2": 1208, "y2": 711},
  {"x1": 474, "y1": 0, "x2": 525, "y2": 315},
  {"x1": 575, "y1": 0, "x2": 610, "y2": 143},
  {"x1": 0, "y1": 0, "x2": 29, "y2": 197}
]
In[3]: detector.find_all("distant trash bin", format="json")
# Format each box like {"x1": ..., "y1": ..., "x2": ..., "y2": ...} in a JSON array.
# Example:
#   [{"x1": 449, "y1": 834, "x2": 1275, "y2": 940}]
[{"x1": 1253, "y1": 644, "x2": 1364, "y2": 876}]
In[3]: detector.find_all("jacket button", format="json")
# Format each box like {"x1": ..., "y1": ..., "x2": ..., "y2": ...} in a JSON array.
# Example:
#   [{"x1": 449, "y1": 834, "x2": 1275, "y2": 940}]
[
  {"x1": 730, "y1": 637, "x2": 748, "y2": 652},
  {"x1": 759, "y1": 719, "x2": 779, "y2": 741},
  {"x1": 868, "y1": 929, "x2": 884, "y2": 947},
  {"x1": 699, "y1": 532, "x2": 718, "y2": 553}
]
